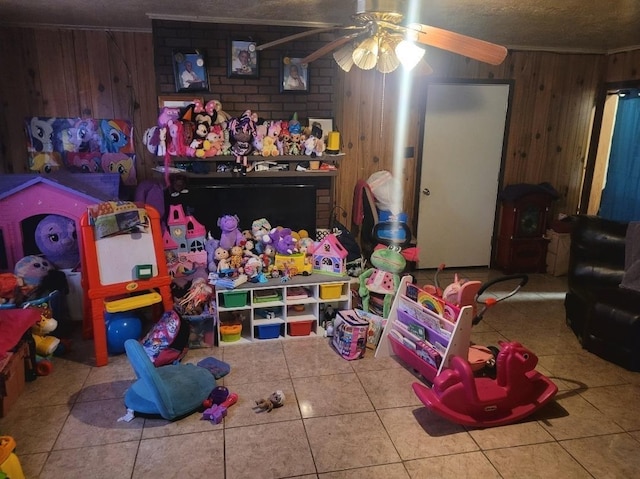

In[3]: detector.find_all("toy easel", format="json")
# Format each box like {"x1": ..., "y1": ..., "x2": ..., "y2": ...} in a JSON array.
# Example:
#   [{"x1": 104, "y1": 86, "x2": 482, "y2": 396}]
[{"x1": 80, "y1": 204, "x2": 173, "y2": 366}]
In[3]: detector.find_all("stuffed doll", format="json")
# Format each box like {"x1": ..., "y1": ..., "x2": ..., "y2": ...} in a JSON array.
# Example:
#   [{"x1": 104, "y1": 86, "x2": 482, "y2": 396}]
[
  {"x1": 228, "y1": 110, "x2": 257, "y2": 175},
  {"x1": 35, "y1": 214, "x2": 80, "y2": 269},
  {"x1": 229, "y1": 245, "x2": 244, "y2": 270},
  {"x1": 215, "y1": 247, "x2": 231, "y2": 274},
  {"x1": 358, "y1": 246, "x2": 406, "y2": 318},
  {"x1": 265, "y1": 228, "x2": 297, "y2": 255},
  {"x1": 253, "y1": 123, "x2": 267, "y2": 154},
  {"x1": 205, "y1": 232, "x2": 220, "y2": 272},
  {"x1": 218, "y1": 214, "x2": 244, "y2": 250}
]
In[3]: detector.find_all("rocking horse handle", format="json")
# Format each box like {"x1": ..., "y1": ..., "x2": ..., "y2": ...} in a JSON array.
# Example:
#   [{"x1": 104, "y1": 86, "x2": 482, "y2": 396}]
[{"x1": 472, "y1": 274, "x2": 528, "y2": 326}]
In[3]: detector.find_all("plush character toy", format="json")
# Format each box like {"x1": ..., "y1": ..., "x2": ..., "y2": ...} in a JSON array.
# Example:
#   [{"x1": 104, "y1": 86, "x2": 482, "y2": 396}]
[
  {"x1": 265, "y1": 228, "x2": 297, "y2": 255},
  {"x1": 229, "y1": 245, "x2": 244, "y2": 270},
  {"x1": 205, "y1": 233, "x2": 220, "y2": 272},
  {"x1": 35, "y1": 214, "x2": 79, "y2": 269},
  {"x1": 31, "y1": 304, "x2": 61, "y2": 357},
  {"x1": 218, "y1": 214, "x2": 244, "y2": 250},
  {"x1": 14, "y1": 255, "x2": 54, "y2": 295},
  {"x1": 358, "y1": 246, "x2": 406, "y2": 318},
  {"x1": 228, "y1": 110, "x2": 257, "y2": 175},
  {"x1": 251, "y1": 218, "x2": 272, "y2": 246}
]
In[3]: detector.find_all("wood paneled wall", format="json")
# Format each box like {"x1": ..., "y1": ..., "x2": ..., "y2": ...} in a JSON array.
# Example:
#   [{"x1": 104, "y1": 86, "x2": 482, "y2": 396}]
[
  {"x1": 0, "y1": 27, "x2": 157, "y2": 179},
  {"x1": 2, "y1": 25, "x2": 638, "y2": 237}
]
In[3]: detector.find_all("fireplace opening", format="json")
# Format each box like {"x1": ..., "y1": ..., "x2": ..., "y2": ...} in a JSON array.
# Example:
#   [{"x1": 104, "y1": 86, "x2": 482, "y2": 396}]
[{"x1": 167, "y1": 183, "x2": 318, "y2": 239}]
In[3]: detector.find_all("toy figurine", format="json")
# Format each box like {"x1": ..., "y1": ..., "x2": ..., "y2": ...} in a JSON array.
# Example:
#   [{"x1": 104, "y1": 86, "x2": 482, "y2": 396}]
[{"x1": 253, "y1": 390, "x2": 285, "y2": 413}]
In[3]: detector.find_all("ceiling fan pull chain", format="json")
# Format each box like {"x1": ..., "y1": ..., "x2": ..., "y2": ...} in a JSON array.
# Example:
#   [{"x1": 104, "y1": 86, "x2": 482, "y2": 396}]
[{"x1": 380, "y1": 73, "x2": 386, "y2": 138}]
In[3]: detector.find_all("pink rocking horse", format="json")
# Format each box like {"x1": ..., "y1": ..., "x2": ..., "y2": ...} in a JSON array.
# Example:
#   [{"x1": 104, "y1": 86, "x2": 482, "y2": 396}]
[{"x1": 412, "y1": 340, "x2": 558, "y2": 427}]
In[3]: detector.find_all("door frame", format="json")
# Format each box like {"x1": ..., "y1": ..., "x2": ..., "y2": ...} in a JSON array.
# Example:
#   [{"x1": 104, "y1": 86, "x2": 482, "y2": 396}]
[{"x1": 412, "y1": 78, "x2": 514, "y2": 268}]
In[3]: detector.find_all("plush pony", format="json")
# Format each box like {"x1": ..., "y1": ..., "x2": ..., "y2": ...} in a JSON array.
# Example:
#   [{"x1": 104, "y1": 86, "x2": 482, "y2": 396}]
[
  {"x1": 358, "y1": 246, "x2": 406, "y2": 318},
  {"x1": 35, "y1": 214, "x2": 80, "y2": 269},
  {"x1": 218, "y1": 215, "x2": 244, "y2": 250},
  {"x1": 31, "y1": 304, "x2": 60, "y2": 357}
]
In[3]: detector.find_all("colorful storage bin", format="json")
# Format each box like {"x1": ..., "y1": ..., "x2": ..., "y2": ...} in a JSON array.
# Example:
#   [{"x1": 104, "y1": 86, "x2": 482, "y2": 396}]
[
  {"x1": 220, "y1": 324, "x2": 242, "y2": 342},
  {"x1": 320, "y1": 283, "x2": 342, "y2": 300},
  {"x1": 288, "y1": 320, "x2": 314, "y2": 336},
  {"x1": 222, "y1": 290, "x2": 248, "y2": 308},
  {"x1": 256, "y1": 323, "x2": 281, "y2": 339}
]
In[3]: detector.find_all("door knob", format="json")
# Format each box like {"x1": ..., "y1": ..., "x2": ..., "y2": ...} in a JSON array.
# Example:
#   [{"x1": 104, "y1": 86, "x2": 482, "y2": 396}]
[{"x1": 422, "y1": 188, "x2": 430, "y2": 196}]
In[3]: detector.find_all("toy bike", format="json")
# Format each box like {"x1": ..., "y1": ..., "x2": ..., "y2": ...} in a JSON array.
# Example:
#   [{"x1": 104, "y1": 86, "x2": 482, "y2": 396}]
[{"x1": 380, "y1": 274, "x2": 557, "y2": 428}]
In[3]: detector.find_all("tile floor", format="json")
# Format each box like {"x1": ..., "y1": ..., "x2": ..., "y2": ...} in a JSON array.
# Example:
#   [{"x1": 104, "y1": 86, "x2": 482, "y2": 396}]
[{"x1": 2, "y1": 269, "x2": 640, "y2": 478}]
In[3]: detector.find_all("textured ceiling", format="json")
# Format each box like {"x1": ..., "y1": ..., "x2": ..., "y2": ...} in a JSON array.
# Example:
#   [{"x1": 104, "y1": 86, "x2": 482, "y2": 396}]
[{"x1": 1, "y1": 0, "x2": 639, "y2": 54}]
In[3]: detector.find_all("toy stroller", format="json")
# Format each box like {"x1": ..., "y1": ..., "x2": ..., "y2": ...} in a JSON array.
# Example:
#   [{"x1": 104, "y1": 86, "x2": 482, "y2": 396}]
[{"x1": 378, "y1": 273, "x2": 558, "y2": 428}]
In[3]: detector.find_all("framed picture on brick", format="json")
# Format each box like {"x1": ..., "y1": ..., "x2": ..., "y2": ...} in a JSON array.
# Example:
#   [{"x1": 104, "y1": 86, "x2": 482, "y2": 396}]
[
  {"x1": 228, "y1": 39, "x2": 259, "y2": 79},
  {"x1": 280, "y1": 56, "x2": 309, "y2": 93},
  {"x1": 173, "y1": 50, "x2": 209, "y2": 93}
]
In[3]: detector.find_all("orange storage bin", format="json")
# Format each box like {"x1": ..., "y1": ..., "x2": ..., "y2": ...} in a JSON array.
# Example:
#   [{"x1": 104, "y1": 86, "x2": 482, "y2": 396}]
[{"x1": 288, "y1": 320, "x2": 314, "y2": 336}]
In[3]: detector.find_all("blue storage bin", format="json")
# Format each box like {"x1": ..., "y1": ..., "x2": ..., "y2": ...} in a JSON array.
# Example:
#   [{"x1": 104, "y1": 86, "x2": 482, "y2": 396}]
[{"x1": 256, "y1": 323, "x2": 281, "y2": 339}]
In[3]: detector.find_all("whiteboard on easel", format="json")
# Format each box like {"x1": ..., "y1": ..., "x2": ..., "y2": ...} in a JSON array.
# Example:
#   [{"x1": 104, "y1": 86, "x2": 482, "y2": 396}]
[{"x1": 95, "y1": 227, "x2": 158, "y2": 285}]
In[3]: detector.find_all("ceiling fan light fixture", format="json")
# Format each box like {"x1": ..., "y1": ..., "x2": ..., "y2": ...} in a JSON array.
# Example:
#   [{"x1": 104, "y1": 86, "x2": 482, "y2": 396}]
[
  {"x1": 376, "y1": 35, "x2": 401, "y2": 73},
  {"x1": 333, "y1": 43, "x2": 355, "y2": 72},
  {"x1": 352, "y1": 35, "x2": 380, "y2": 70},
  {"x1": 395, "y1": 39, "x2": 425, "y2": 70}
]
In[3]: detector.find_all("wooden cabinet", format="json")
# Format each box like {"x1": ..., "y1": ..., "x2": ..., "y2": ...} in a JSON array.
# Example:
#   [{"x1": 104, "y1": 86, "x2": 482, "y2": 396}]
[
  {"x1": 495, "y1": 190, "x2": 555, "y2": 273},
  {"x1": 215, "y1": 274, "x2": 352, "y2": 345}
]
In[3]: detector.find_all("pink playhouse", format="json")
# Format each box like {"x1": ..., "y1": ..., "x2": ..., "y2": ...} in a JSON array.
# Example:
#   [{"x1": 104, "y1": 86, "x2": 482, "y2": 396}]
[
  {"x1": 0, "y1": 173, "x2": 119, "y2": 272},
  {"x1": 313, "y1": 234, "x2": 348, "y2": 276}
]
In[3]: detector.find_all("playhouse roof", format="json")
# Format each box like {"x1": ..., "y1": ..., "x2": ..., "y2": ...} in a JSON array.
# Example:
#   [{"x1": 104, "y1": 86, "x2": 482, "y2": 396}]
[
  {"x1": 316, "y1": 234, "x2": 348, "y2": 258},
  {"x1": 0, "y1": 173, "x2": 120, "y2": 203}
]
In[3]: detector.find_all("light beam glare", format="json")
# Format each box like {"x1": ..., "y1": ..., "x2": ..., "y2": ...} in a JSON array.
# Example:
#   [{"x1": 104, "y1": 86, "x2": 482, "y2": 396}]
[{"x1": 391, "y1": 0, "x2": 421, "y2": 216}]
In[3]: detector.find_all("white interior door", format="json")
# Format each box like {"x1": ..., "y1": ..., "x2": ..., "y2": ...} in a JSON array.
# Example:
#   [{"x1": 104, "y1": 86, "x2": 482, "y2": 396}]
[{"x1": 417, "y1": 83, "x2": 509, "y2": 268}]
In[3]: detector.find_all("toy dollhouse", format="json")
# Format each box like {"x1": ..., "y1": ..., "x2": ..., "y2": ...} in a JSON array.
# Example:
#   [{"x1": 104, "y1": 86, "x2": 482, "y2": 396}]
[
  {"x1": 0, "y1": 173, "x2": 119, "y2": 271},
  {"x1": 312, "y1": 234, "x2": 348, "y2": 276},
  {"x1": 163, "y1": 204, "x2": 207, "y2": 269}
]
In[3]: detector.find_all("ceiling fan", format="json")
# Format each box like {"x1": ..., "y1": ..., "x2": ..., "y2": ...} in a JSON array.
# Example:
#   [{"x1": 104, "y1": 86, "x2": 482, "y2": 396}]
[{"x1": 256, "y1": 0, "x2": 508, "y2": 74}]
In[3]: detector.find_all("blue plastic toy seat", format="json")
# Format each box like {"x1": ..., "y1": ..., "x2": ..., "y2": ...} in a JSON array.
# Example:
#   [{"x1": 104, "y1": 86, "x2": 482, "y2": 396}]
[{"x1": 123, "y1": 339, "x2": 215, "y2": 420}]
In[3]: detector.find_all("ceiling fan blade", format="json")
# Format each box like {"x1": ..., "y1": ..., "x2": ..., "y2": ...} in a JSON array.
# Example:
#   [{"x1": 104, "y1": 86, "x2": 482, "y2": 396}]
[
  {"x1": 256, "y1": 26, "x2": 362, "y2": 51},
  {"x1": 407, "y1": 24, "x2": 508, "y2": 66},
  {"x1": 300, "y1": 30, "x2": 367, "y2": 64}
]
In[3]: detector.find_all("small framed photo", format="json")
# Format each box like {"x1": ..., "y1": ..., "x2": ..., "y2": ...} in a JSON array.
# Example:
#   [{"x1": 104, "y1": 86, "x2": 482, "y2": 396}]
[
  {"x1": 173, "y1": 50, "x2": 208, "y2": 92},
  {"x1": 308, "y1": 118, "x2": 333, "y2": 140},
  {"x1": 280, "y1": 56, "x2": 309, "y2": 93},
  {"x1": 158, "y1": 95, "x2": 203, "y2": 109},
  {"x1": 228, "y1": 39, "x2": 259, "y2": 79}
]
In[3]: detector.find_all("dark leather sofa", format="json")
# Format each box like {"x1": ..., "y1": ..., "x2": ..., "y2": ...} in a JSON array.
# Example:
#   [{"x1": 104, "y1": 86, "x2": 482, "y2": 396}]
[{"x1": 565, "y1": 215, "x2": 640, "y2": 371}]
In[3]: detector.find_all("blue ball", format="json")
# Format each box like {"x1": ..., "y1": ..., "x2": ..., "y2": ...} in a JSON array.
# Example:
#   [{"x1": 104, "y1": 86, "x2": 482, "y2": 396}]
[{"x1": 105, "y1": 312, "x2": 142, "y2": 354}]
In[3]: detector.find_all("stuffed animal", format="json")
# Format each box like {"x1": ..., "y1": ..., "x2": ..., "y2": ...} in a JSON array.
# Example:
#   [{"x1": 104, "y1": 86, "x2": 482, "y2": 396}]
[
  {"x1": 31, "y1": 304, "x2": 60, "y2": 357},
  {"x1": 253, "y1": 390, "x2": 285, "y2": 413},
  {"x1": 205, "y1": 232, "x2": 220, "y2": 272},
  {"x1": 14, "y1": 255, "x2": 54, "y2": 294},
  {"x1": 251, "y1": 218, "x2": 272, "y2": 245},
  {"x1": 35, "y1": 214, "x2": 80, "y2": 270},
  {"x1": 265, "y1": 228, "x2": 297, "y2": 255},
  {"x1": 262, "y1": 136, "x2": 279, "y2": 157},
  {"x1": 218, "y1": 214, "x2": 244, "y2": 250},
  {"x1": 358, "y1": 246, "x2": 406, "y2": 318}
]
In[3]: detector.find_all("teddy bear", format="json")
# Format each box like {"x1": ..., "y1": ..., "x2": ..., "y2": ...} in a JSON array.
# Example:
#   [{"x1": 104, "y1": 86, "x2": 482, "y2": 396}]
[
  {"x1": 217, "y1": 214, "x2": 245, "y2": 250},
  {"x1": 262, "y1": 135, "x2": 279, "y2": 157},
  {"x1": 32, "y1": 304, "x2": 61, "y2": 357}
]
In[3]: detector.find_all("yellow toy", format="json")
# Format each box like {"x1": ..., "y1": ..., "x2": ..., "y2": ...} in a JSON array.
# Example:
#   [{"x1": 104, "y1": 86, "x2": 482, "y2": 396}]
[{"x1": 31, "y1": 305, "x2": 60, "y2": 357}]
